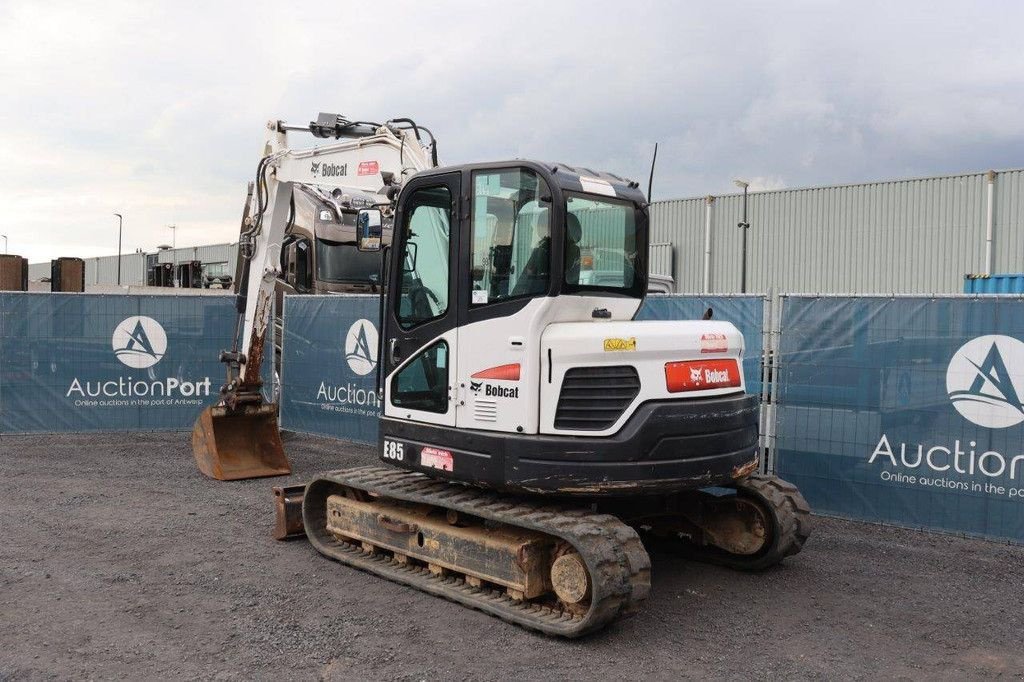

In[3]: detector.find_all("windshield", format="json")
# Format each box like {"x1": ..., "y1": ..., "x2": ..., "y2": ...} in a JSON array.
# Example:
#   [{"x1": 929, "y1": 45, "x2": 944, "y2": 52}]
[
  {"x1": 315, "y1": 238, "x2": 381, "y2": 283},
  {"x1": 564, "y1": 193, "x2": 641, "y2": 296}
]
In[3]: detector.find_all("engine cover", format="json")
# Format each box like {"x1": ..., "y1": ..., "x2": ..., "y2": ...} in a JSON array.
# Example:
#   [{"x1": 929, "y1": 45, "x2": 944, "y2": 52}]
[{"x1": 540, "y1": 320, "x2": 746, "y2": 436}]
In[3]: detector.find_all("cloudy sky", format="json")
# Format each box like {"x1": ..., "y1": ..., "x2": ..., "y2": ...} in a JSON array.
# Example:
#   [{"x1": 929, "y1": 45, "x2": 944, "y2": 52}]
[{"x1": 2, "y1": 0, "x2": 1022, "y2": 262}]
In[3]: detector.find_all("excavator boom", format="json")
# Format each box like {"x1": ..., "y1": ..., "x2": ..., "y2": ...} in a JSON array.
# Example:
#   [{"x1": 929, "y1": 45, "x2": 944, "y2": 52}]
[{"x1": 192, "y1": 113, "x2": 437, "y2": 480}]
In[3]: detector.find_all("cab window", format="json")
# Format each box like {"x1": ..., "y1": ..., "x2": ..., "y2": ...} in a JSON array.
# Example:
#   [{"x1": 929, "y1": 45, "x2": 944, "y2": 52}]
[
  {"x1": 470, "y1": 169, "x2": 552, "y2": 305},
  {"x1": 396, "y1": 185, "x2": 452, "y2": 329},
  {"x1": 564, "y1": 193, "x2": 640, "y2": 296}
]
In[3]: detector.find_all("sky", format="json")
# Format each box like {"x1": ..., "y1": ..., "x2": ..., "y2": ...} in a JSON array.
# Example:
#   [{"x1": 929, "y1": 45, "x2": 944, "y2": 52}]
[{"x1": 1, "y1": 0, "x2": 1023, "y2": 262}]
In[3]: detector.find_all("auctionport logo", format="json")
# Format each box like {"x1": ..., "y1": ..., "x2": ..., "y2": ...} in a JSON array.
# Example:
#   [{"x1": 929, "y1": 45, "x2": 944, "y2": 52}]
[
  {"x1": 315, "y1": 318, "x2": 380, "y2": 413},
  {"x1": 946, "y1": 335, "x2": 1024, "y2": 429},
  {"x1": 867, "y1": 334, "x2": 1024, "y2": 497},
  {"x1": 345, "y1": 319, "x2": 378, "y2": 376},
  {"x1": 112, "y1": 316, "x2": 167, "y2": 369},
  {"x1": 65, "y1": 314, "x2": 211, "y2": 405}
]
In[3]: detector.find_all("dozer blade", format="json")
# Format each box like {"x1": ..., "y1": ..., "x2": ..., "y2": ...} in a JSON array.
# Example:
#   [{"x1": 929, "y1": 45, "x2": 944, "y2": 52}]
[{"x1": 192, "y1": 403, "x2": 291, "y2": 480}]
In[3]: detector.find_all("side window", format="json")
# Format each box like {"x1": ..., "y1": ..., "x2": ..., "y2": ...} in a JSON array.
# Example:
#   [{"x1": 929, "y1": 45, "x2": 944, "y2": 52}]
[
  {"x1": 397, "y1": 186, "x2": 451, "y2": 329},
  {"x1": 391, "y1": 340, "x2": 449, "y2": 413},
  {"x1": 470, "y1": 169, "x2": 551, "y2": 305}
]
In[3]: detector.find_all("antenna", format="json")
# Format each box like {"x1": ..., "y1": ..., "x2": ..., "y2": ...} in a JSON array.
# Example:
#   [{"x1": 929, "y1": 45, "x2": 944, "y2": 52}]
[{"x1": 647, "y1": 142, "x2": 659, "y2": 202}]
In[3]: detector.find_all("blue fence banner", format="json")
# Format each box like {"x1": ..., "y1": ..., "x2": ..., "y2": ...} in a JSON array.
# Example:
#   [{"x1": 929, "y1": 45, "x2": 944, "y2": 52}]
[
  {"x1": 774, "y1": 295, "x2": 1024, "y2": 543},
  {"x1": 0, "y1": 292, "x2": 261, "y2": 432},
  {"x1": 279, "y1": 295, "x2": 381, "y2": 444},
  {"x1": 637, "y1": 294, "x2": 765, "y2": 396}
]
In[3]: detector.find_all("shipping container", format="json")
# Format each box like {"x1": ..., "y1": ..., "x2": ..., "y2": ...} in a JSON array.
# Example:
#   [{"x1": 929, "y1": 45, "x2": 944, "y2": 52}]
[
  {"x1": 0, "y1": 254, "x2": 28, "y2": 291},
  {"x1": 963, "y1": 273, "x2": 1024, "y2": 294},
  {"x1": 50, "y1": 257, "x2": 85, "y2": 292}
]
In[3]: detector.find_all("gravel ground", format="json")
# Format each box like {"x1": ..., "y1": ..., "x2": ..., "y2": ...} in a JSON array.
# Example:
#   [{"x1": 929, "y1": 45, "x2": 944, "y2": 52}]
[{"x1": 3, "y1": 431, "x2": 1023, "y2": 680}]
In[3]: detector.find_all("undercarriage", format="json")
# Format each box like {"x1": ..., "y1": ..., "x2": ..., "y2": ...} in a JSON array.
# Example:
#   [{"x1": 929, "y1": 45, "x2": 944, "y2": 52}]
[{"x1": 290, "y1": 466, "x2": 810, "y2": 637}]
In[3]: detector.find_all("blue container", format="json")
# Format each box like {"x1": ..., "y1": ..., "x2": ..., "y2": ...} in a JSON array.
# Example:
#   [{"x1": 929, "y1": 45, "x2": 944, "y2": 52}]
[{"x1": 963, "y1": 273, "x2": 1024, "y2": 294}]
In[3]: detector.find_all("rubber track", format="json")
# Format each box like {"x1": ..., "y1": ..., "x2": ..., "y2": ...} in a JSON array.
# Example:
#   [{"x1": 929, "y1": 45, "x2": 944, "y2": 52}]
[
  {"x1": 735, "y1": 474, "x2": 812, "y2": 568},
  {"x1": 662, "y1": 473, "x2": 812, "y2": 571},
  {"x1": 302, "y1": 466, "x2": 651, "y2": 638}
]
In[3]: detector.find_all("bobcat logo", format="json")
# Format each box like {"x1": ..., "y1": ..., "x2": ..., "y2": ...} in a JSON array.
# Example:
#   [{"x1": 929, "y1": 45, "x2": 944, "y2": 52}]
[
  {"x1": 470, "y1": 381, "x2": 483, "y2": 393},
  {"x1": 689, "y1": 367, "x2": 703, "y2": 385},
  {"x1": 310, "y1": 161, "x2": 321, "y2": 177}
]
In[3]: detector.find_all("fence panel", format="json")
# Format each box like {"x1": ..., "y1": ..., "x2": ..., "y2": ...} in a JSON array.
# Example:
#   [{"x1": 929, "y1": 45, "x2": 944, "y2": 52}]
[
  {"x1": 278, "y1": 295, "x2": 380, "y2": 444},
  {"x1": 774, "y1": 295, "x2": 1024, "y2": 543},
  {"x1": 0, "y1": 292, "x2": 255, "y2": 432}
]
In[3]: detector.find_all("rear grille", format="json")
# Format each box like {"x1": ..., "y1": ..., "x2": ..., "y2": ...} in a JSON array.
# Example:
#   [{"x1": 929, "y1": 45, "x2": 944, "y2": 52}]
[{"x1": 554, "y1": 365, "x2": 641, "y2": 431}]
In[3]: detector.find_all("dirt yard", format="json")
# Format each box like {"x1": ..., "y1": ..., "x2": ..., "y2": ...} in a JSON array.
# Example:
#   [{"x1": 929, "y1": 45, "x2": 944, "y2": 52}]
[{"x1": 3, "y1": 432, "x2": 1023, "y2": 680}]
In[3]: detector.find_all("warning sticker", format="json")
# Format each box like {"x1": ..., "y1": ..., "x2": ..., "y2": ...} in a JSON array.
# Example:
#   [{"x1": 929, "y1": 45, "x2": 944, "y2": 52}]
[
  {"x1": 603, "y1": 337, "x2": 637, "y2": 352},
  {"x1": 700, "y1": 333, "x2": 728, "y2": 353},
  {"x1": 358, "y1": 160, "x2": 380, "y2": 176},
  {"x1": 420, "y1": 446, "x2": 453, "y2": 472}
]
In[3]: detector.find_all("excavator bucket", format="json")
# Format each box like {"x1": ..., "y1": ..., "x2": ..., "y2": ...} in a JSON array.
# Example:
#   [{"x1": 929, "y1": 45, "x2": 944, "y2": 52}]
[{"x1": 191, "y1": 403, "x2": 291, "y2": 480}]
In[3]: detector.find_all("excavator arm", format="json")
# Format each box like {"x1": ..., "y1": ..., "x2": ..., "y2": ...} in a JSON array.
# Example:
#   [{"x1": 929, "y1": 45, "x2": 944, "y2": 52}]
[{"x1": 192, "y1": 113, "x2": 437, "y2": 480}]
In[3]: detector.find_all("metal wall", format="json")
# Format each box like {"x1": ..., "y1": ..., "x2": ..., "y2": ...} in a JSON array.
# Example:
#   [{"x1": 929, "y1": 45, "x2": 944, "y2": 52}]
[
  {"x1": 30, "y1": 243, "x2": 238, "y2": 286},
  {"x1": 156, "y1": 243, "x2": 238, "y2": 268},
  {"x1": 651, "y1": 169, "x2": 1024, "y2": 294},
  {"x1": 90, "y1": 254, "x2": 147, "y2": 286},
  {"x1": 28, "y1": 255, "x2": 147, "y2": 285}
]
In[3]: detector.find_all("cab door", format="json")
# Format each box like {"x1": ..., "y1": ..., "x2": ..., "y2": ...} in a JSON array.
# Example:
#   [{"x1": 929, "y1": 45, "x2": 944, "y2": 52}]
[
  {"x1": 455, "y1": 166, "x2": 556, "y2": 434},
  {"x1": 382, "y1": 172, "x2": 461, "y2": 427}
]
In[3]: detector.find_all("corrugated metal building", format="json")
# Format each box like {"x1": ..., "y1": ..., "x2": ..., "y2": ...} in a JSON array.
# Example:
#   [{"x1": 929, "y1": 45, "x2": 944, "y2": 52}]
[
  {"x1": 650, "y1": 168, "x2": 1024, "y2": 294},
  {"x1": 29, "y1": 243, "x2": 238, "y2": 286}
]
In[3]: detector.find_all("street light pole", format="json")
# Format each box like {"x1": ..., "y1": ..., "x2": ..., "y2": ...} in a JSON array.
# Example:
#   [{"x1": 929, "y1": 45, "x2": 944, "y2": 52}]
[
  {"x1": 1, "y1": 234, "x2": 7, "y2": 254},
  {"x1": 734, "y1": 180, "x2": 750, "y2": 293},
  {"x1": 114, "y1": 213, "x2": 123, "y2": 285}
]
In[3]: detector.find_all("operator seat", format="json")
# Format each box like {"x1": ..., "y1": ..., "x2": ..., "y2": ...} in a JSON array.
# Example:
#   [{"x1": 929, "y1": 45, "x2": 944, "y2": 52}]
[{"x1": 510, "y1": 208, "x2": 551, "y2": 297}]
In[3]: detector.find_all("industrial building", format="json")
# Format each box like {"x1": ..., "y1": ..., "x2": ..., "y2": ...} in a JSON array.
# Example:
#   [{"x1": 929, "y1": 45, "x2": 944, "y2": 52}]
[
  {"x1": 21, "y1": 166, "x2": 1023, "y2": 295},
  {"x1": 649, "y1": 167, "x2": 1023, "y2": 294},
  {"x1": 28, "y1": 242, "x2": 238, "y2": 289}
]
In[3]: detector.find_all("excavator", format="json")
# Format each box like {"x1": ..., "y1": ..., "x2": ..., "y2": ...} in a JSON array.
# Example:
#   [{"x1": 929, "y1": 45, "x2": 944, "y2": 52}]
[
  {"x1": 192, "y1": 113, "x2": 436, "y2": 479},
  {"x1": 192, "y1": 113, "x2": 811, "y2": 637}
]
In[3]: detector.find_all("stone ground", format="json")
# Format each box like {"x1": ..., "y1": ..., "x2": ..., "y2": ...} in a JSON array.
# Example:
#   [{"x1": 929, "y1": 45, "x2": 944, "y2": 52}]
[{"x1": 3, "y1": 432, "x2": 1023, "y2": 680}]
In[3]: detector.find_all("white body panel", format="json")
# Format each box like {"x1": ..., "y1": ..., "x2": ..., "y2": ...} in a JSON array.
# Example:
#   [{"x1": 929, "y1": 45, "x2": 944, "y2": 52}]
[
  {"x1": 456, "y1": 297, "x2": 644, "y2": 434},
  {"x1": 540, "y1": 319, "x2": 746, "y2": 436},
  {"x1": 384, "y1": 292, "x2": 746, "y2": 440}
]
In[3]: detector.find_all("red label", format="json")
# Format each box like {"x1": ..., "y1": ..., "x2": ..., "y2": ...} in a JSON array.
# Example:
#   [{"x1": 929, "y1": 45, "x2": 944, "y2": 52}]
[
  {"x1": 420, "y1": 446, "x2": 453, "y2": 472},
  {"x1": 665, "y1": 359, "x2": 741, "y2": 393},
  {"x1": 358, "y1": 160, "x2": 380, "y2": 176},
  {"x1": 700, "y1": 333, "x2": 728, "y2": 353}
]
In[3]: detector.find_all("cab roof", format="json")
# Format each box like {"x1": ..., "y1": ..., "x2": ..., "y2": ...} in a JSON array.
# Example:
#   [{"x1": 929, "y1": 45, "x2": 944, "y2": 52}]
[{"x1": 419, "y1": 159, "x2": 647, "y2": 204}]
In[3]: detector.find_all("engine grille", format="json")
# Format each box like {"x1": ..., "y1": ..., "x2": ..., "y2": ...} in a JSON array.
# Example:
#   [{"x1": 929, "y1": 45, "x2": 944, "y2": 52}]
[{"x1": 554, "y1": 365, "x2": 641, "y2": 431}]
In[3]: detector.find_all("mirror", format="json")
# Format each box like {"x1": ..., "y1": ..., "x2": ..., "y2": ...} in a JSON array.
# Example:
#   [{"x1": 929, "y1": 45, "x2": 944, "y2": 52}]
[{"x1": 357, "y1": 208, "x2": 383, "y2": 252}]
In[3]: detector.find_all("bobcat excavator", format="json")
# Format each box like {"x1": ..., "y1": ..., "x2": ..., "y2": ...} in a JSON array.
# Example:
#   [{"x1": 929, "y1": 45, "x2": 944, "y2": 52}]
[{"x1": 193, "y1": 113, "x2": 811, "y2": 637}]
